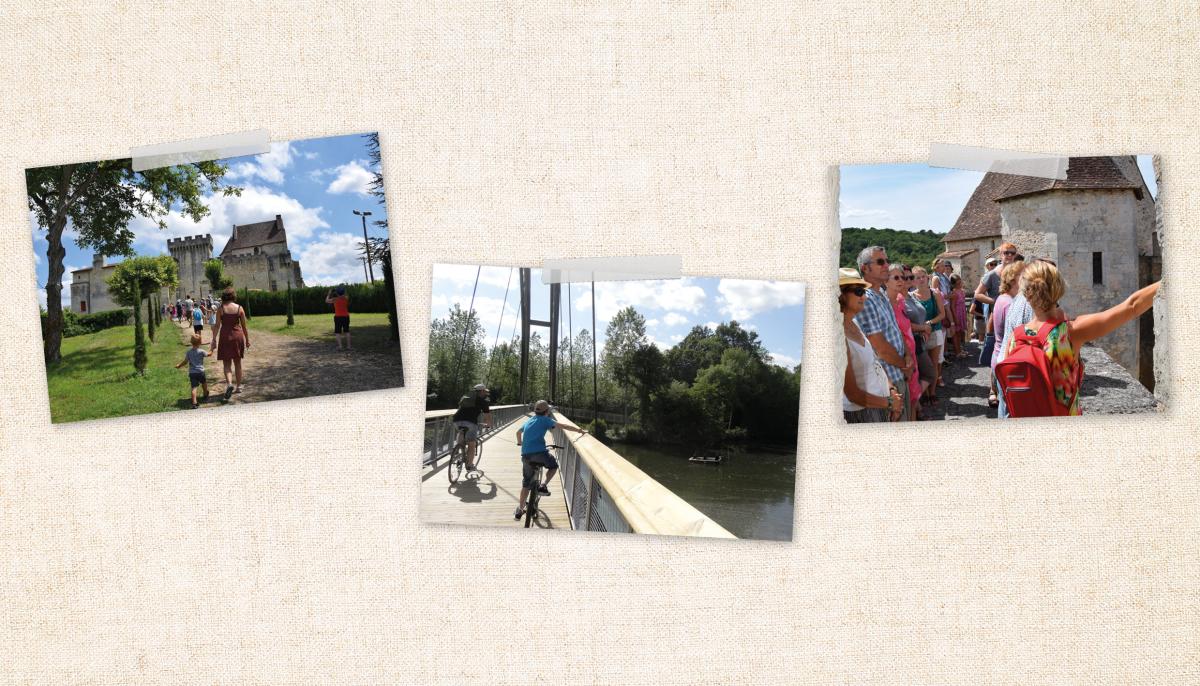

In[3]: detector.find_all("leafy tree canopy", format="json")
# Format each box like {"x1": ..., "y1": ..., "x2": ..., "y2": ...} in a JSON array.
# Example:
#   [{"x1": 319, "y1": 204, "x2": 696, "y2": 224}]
[{"x1": 840, "y1": 227, "x2": 946, "y2": 271}]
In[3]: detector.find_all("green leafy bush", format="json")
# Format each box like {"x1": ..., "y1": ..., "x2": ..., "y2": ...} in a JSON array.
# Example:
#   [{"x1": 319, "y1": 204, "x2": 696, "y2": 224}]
[
  {"x1": 238, "y1": 282, "x2": 393, "y2": 316},
  {"x1": 43, "y1": 308, "x2": 132, "y2": 338},
  {"x1": 586, "y1": 418, "x2": 609, "y2": 441}
]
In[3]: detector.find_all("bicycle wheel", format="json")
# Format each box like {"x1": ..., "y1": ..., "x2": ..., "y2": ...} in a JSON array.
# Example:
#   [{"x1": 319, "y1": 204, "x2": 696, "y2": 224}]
[
  {"x1": 473, "y1": 440, "x2": 484, "y2": 471},
  {"x1": 448, "y1": 444, "x2": 465, "y2": 484},
  {"x1": 523, "y1": 468, "x2": 541, "y2": 528}
]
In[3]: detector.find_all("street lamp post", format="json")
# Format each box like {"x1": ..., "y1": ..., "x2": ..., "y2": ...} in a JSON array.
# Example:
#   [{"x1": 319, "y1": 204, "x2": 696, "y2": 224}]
[
  {"x1": 353, "y1": 209, "x2": 374, "y2": 283},
  {"x1": 360, "y1": 256, "x2": 369, "y2": 283}
]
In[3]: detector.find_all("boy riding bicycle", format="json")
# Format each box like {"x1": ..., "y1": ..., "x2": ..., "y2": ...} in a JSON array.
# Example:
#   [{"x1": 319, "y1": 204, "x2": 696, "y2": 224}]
[
  {"x1": 513, "y1": 400, "x2": 587, "y2": 520},
  {"x1": 452, "y1": 383, "x2": 492, "y2": 472}
]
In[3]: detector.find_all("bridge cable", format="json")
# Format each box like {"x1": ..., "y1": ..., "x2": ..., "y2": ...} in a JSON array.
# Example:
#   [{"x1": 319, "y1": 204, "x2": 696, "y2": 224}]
[
  {"x1": 591, "y1": 280, "x2": 598, "y2": 422},
  {"x1": 484, "y1": 266, "x2": 514, "y2": 385},
  {"x1": 567, "y1": 281, "x2": 575, "y2": 414},
  {"x1": 450, "y1": 265, "x2": 482, "y2": 398}
]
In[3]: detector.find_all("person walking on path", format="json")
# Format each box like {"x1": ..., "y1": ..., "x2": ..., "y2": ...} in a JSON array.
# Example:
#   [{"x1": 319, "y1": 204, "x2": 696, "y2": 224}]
[
  {"x1": 325, "y1": 286, "x2": 352, "y2": 351},
  {"x1": 210, "y1": 286, "x2": 250, "y2": 400},
  {"x1": 175, "y1": 333, "x2": 211, "y2": 409}
]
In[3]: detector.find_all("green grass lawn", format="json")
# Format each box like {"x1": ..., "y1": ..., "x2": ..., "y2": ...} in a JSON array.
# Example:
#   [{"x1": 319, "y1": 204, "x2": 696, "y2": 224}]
[
  {"x1": 245, "y1": 313, "x2": 398, "y2": 353},
  {"x1": 46, "y1": 322, "x2": 201, "y2": 423}
]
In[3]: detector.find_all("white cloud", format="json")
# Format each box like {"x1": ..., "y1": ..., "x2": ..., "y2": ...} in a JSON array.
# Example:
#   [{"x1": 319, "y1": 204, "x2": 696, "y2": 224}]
[
  {"x1": 662, "y1": 312, "x2": 688, "y2": 327},
  {"x1": 326, "y1": 160, "x2": 374, "y2": 197},
  {"x1": 302, "y1": 151, "x2": 319, "y2": 160},
  {"x1": 770, "y1": 351, "x2": 801, "y2": 368},
  {"x1": 429, "y1": 292, "x2": 521, "y2": 346},
  {"x1": 227, "y1": 142, "x2": 294, "y2": 185},
  {"x1": 646, "y1": 318, "x2": 659, "y2": 327},
  {"x1": 575, "y1": 278, "x2": 707, "y2": 322},
  {"x1": 716, "y1": 280, "x2": 806, "y2": 321},
  {"x1": 294, "y1": 232, "x2": 371, "y2": 286},
  {"x1": 130, "y1": 184, "x2": 329, "y2": 254},
  {"x1": 432, "y1": 264, "x2": 517, "y2": 291}
]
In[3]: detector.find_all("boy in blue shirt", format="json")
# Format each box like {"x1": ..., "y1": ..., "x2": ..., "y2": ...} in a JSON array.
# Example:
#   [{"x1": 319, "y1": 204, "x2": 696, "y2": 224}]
[{"x1": 513, "y1": 399, "x2": 587, "y2": 520}]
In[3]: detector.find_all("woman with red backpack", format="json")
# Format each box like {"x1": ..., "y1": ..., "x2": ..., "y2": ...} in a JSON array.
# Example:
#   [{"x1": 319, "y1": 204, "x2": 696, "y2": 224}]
[{"x1": 997, "y1": 260, "x2": 1160, "y2": 417}]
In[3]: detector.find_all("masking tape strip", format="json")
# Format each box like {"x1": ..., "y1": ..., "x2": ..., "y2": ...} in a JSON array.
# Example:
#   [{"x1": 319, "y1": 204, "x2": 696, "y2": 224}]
[
  {"x1": 929, "y1": 143, "x2": 1068, "y2": 180},
  {"x1": 131, "y1": 129, "x2": 271, "y2": 171},
  {"x1": 541, "y1": 255, "x2": 683, "y2": 284}
]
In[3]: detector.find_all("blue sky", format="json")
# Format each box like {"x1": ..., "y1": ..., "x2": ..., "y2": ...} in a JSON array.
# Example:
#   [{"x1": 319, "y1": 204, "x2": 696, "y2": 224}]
[
  {"x1": 839, "y1": 155, "x2": 1158, "y2": 232},
  {"x1": 31, "y1": 133, "x2": 387, "y2": 307},
  {"x1": 430, "y1": 265, "x2": 807, "y2": 368}
]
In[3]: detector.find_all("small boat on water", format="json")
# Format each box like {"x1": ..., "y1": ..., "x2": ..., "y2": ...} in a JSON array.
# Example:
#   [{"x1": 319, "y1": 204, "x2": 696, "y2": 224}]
[{"x1": 689, "y1": 454, "x2": 724, "y2": 464}]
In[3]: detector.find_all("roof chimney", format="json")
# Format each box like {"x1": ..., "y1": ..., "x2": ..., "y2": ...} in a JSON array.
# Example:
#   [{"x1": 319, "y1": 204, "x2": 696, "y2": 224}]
[
  {"x1": 93, "y1": 253, "x2": 103, "y2": 268},
  {"x1": 232, "y1": 223, "x2": 237, "y2": 241}
]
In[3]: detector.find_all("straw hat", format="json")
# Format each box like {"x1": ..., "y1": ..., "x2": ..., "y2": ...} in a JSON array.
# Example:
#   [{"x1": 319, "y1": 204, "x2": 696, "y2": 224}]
[{"x1": 838, "y1": 267, "x2": 870, "y2": 288}]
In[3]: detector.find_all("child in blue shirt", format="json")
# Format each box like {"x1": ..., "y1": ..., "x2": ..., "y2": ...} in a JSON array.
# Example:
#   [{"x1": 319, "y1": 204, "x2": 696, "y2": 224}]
[{"x1": 513, "y1": 399, "x2": 587, "y2": 520}]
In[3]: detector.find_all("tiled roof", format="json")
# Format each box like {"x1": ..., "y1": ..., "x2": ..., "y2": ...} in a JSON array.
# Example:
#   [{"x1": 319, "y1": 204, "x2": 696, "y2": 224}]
[
  {"x1": 993, "y1": 156, "x2": 1138, "y2": 201},
  {"x1": 944, "y1": 157, "x2": 1140, "y2": 243},
  {"x1": 936, "y1": 248, "x2": 979, "y2": 259},
  {"x1": 221, "y1": 215, "x2": 287, "y2": 256}
]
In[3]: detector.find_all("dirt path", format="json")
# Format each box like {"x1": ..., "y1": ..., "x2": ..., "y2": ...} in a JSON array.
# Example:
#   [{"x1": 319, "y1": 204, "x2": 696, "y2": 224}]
[{"x1": 173, "y1": 318, "x2": 404, "y2": 408}]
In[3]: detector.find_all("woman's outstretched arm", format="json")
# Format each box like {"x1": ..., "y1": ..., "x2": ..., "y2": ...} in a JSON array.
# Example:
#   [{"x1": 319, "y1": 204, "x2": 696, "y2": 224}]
[{"x1": 1070, "y1": 281, "x2": 1161, "y2": 346}]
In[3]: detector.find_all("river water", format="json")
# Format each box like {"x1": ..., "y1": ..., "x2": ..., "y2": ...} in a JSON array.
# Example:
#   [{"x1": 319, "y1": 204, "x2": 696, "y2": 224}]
[{"x1": 612, "y1": 442, "x2": 796, "y2": 541}]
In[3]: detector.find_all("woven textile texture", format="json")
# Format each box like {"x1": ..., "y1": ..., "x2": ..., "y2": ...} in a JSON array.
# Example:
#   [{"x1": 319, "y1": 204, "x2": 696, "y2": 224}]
[{"x1": 0, "y1": 3, "x2": 1197, "y2": 684}]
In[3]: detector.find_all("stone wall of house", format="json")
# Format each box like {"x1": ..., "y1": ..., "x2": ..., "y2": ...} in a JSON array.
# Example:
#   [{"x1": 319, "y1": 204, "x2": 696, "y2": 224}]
[
  {"x1": 1000, "y1": 189, "x2": 1141, "y2": 374},
  {"x1": 1111, "y1": 155, "x2": 1159, "y2": 257},
  {"x1": 1152, "y1": 156, "x2": 1168, "y2": 407},
  {"x1": 69, "y1": 257, "x2": 119, "y2": 314},
  {"x1": 943, "y1": 237, "x2": 996, "y2": 287}
]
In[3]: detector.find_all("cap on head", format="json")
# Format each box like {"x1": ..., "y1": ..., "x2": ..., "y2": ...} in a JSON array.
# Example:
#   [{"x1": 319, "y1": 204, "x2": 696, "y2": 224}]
[
  {"x1": 473, "y1": 383, "x2": 488, "y2": 391},
  {"x1": 336, "y1": 286, "x2": 346, "y2": 295},
  {"x1": 534, "y1": 400, "x2": 550, "y2": 413}
]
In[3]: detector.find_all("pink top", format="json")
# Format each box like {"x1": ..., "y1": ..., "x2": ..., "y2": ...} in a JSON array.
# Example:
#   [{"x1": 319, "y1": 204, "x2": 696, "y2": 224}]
[
  {"x1": 990, "y1": 294, "x2": 1014, "y2": 370},
  {"x1": 892, "y1": 293, "x2": 920, "y2": 402}
]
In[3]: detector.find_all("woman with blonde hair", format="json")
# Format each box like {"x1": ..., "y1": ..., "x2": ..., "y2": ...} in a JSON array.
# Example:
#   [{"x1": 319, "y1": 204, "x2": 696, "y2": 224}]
[
  {"x1": 1001, "y1": 260, "x2": 1159, "y2": 416},
  {"x1": 910, "y1": 266, "x2": 947, "y2": 403}
]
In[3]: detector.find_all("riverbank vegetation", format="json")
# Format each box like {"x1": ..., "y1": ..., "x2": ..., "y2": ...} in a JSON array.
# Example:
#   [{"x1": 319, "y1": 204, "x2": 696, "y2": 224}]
[{"x1": 427, "y1": 305, "x2": 800, "y2": 449}]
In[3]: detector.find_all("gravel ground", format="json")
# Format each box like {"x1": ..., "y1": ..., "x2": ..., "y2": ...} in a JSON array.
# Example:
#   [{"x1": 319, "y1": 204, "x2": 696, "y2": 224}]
[{"x1": 919, "y1": 338, "x2": 1157, "y2": 421}]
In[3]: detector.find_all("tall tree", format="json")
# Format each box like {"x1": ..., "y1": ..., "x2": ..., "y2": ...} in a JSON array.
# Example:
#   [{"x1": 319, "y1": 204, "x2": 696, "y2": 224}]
[
  {"x1": 204, "y1": 258, "x2": 232, "y2": 292},
  {"x1": 107, "y1": 256, "x2": 178, "y2": 349},
  {"x1": 426, "y1": 304, "x2": 486, "y2": 408},
  {"x1": 601, "y1": 306, "x2": 648, "y2": 419},
  {"x1": 27, "y1": 159, "x2": 240, "y2": 362}
]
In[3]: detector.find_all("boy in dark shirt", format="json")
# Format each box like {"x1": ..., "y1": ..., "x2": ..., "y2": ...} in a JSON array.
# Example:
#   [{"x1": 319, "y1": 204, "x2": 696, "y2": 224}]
[{"x1": 175, "y1": 334, "x2": 211, "y2": 409}]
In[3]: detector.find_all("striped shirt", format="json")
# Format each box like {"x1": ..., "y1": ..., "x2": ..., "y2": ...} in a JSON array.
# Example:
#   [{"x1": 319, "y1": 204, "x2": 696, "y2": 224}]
[{"x1": 853, "y1": 286, "x2": 907, "y2": 386}]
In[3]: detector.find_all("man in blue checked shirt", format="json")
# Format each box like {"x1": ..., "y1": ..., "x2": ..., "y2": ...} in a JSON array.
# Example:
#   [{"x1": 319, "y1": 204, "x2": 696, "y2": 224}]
[{"x1": 853, "y1": 246, "x2": 913, "y2": 421}]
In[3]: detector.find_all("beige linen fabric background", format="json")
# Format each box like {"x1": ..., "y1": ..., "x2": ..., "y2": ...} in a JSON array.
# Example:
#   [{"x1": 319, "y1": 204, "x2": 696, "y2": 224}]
[{"x1": 1, "y1": 2, "x2": 1197, "y2": 684}]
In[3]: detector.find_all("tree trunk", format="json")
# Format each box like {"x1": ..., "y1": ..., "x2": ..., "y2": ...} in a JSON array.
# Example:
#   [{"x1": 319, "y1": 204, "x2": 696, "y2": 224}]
[
  {"x1": 146, "y1": 296, "x2": 156, "y2": 342},
  {"x1": 132, "y1": 281, "x2": 147, "y2": 374},
  {"x1": 42, "y1": 213, "x2": 69, "y2": 363}
]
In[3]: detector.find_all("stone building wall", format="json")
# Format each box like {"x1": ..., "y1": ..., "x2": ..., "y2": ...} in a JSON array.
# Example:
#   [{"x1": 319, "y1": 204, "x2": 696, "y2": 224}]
[
  {"x1": 69, "y1": 256, "x2": 119, "y2": 313},
  {"x1": 999, "y1": 189, "x2": 1141, "y2": 374},
  {"x1": 943, "y1": 237, "x2": 996, "y2": 287},
  {"x1": 167, "y1": 234, "x2": 214, "y2": 300}
]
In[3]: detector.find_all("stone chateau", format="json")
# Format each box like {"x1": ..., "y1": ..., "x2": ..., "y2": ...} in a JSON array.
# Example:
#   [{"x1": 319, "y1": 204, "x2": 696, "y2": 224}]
[
  {"x1": 70, "y1": 215, "x2": 305, "y2": 314},
  {"x1": 936, "y1": 156, "x2": 1160, "y2": 387}
]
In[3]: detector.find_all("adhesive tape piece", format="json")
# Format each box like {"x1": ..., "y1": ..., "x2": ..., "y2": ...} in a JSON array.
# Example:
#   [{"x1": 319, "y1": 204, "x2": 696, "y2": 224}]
[
  {"x1": 929, "y1": 143, "x2": 1068, "y2": 180},
  {"x1": 541, "y1": 256, "x2": 683, "y2": 284},
  {"x1": 131, "y1": 130, "x2": 271, "y2": 171}
]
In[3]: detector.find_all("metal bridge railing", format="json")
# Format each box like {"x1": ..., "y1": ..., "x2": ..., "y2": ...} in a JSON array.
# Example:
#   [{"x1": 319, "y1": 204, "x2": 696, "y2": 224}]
[
  {"x1": 423, "y1": 404, "x2": 528, "y2": 466},
  {"x1": 554, "y1": 407, "x2": 628, "y2": 426},
  {"x1": 550, "y1": 413, "x2": 736, "y2": 539}
]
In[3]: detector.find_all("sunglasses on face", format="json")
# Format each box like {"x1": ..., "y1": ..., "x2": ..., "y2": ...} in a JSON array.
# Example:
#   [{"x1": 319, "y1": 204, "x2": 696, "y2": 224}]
[
  {"x1": 903, "y1": 275, "x2": 914, "y2": 281},
  {"x1": 871, "y1": 258, "x2": 888, "y2": 266},
  {"x1": 841, "y1": 286, "x2": 867, "y2": 296},
  {"x1": 1002, "y1": 250, "x2": 1016, "y2": 256},
  {"x1": 889, "y1": 274, "x2": 904, "y2": 281}
]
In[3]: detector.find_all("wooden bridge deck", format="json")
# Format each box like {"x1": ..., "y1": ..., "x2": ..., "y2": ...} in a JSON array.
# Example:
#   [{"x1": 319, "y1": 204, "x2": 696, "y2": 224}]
[{"x1": 420, "y1": 419, "x2": 570, "y2": 530}]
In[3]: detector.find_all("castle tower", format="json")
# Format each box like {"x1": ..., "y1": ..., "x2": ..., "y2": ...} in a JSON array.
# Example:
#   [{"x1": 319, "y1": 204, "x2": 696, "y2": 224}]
[{"x1": 167, "y1": 234, "x2": 214, "y2": 300}]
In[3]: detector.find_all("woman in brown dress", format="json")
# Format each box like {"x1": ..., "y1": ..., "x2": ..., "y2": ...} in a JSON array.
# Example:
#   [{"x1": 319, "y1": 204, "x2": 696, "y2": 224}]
[{"x1": 210, "y1": 287, "x2": 250, "y2": 400}]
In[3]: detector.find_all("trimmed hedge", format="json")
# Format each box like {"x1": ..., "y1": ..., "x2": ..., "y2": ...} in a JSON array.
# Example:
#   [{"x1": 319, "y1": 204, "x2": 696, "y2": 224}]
[
  {"x1": 42, "y1": 308, "x2": 132, "y2": 339},
  {"x1": 239, "y1": 282, "x2": 393, "y2": 316}
]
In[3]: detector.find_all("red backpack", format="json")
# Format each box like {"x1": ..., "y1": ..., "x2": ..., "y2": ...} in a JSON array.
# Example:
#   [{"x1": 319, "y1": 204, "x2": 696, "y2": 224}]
[{"x1": 995, "y1": 320, "x2": 1081, "y2": 418}]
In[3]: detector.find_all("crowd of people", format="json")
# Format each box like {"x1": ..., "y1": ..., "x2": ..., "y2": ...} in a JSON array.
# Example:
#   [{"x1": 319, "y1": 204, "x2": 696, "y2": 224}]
[{"x1": 841, "y1": 243, "x2": 1159, "y2": 422}]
